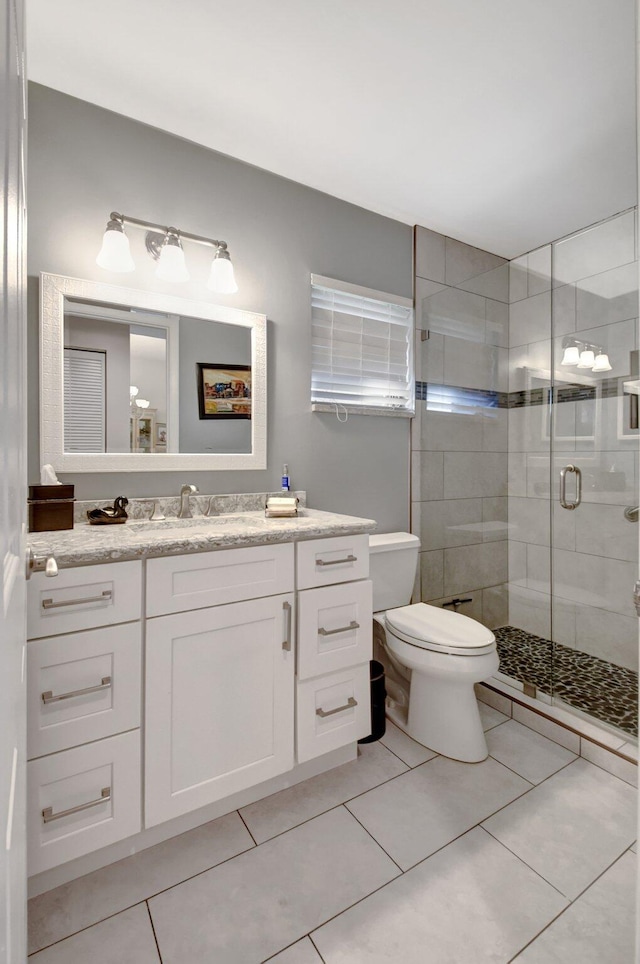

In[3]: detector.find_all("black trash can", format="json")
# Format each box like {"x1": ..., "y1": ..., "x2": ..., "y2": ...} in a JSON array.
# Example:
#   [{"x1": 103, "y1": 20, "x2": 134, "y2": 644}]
[{"x1": 358, "y1": 660, "x2": 386, "y2": 744}]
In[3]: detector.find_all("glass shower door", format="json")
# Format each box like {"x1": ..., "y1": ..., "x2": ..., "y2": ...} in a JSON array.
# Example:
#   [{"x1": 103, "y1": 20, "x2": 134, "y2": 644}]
[{"x1": 550, "y1": 210, "x2": 639, "y2": 742}]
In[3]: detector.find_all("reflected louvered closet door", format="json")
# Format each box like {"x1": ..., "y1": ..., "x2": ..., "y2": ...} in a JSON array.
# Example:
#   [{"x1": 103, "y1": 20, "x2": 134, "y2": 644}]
[{"x1": 63, "y1": 348, "x2": 106, "y2": 452}]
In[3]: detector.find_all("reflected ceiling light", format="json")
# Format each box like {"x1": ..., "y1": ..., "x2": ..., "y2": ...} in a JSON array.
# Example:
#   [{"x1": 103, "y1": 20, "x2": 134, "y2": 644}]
[
  {"x1": 95, "y1": 216, "x2": 135, "y2": 273},
  {"x1": 560, "y1": 341, "x2": 580, "y2": 366},
  {"x1": 577, "y1": 348, "x2": 596, "y2": 369},
  {"x1": 592, "y1": 351, "x2": 612, "y2": 373},
  {"x1": 96, "y1": 211, "x2": 238, "y2": 294}
]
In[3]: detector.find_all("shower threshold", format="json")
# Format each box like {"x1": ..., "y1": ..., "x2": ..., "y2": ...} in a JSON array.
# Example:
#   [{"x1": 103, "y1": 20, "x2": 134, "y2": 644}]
[{"x1": 494, "y1": 626, "x2": 638, "y2": 740}]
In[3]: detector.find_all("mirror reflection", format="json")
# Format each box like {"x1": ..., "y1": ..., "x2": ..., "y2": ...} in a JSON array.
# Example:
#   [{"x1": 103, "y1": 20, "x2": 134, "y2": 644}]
[{"x1": 62, "y1": 298, "x2": 251, "y2": 455}]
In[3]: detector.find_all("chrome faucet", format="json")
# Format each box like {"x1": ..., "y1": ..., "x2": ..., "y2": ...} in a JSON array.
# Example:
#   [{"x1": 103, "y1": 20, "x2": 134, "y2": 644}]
[{"x1": 178, "y1": 483, "x2": 198, "y2": 519}]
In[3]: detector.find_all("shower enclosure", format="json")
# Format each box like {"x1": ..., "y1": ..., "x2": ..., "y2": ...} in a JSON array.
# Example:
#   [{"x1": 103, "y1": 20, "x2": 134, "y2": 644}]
[{"x1": 413, "y1": 209, "x2": 639, "y2": 745}]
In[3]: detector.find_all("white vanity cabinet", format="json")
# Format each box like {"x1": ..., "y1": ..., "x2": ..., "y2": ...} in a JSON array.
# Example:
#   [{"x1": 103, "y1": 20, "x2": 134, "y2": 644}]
[
  {"x1": 26, "y1": 562, "x2": 142, "y2": 875},
  {"x1": 295, "y1": 535, "x2": 373, "y2": 762},
  {"x1": 26, "y1": 527, "x2": 374, "y2": 875},
  {"x1": 144, "y1": 543, "x2": 295, "y2": 826}
]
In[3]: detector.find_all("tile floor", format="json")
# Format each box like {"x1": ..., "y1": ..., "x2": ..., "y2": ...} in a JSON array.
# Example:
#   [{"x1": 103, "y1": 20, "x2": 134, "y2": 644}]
[{"x1": 28, "y1": 707, "x2": 638, "y2": 963}]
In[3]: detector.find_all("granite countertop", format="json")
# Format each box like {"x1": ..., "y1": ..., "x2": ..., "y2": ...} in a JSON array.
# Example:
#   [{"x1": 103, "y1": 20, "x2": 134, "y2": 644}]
[{"x1": 26, "y1": 508, "x2": 377, "y2": 568}]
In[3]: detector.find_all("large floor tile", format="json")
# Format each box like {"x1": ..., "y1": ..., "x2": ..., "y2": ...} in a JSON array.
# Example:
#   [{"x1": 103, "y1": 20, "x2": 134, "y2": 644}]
[
  {"x1": 240, "y1": 742, "x2": 407, "y2": 843},
  {"x1": 487, "y1": 720, "x2": 577, "y2": 784},
  {"x1": 265, "y1": 937, "x2": 323, "y2": 963},
  {"x1": 346, "y1": 755, "x2": 531, "y2": 870},
  {"x1": 483, "y1": 759, "x2": 636, "y2": 899},
  {"x1": 312, "y1": 827, "x2": 567, "y2": 963},
  {"x1": 28, "y1": 811, "x2": 253, "y2": 954},
  {"x1": 29, "y1": 904, "x2": 159, "y2": 964},
  {"x1": 514, "y1": 852, "x2": 636, "y2": 962},
  {"x1": 479, "y1": 701, "x2": 509, "y2": 731},
  {"x1": 148, "y1": 807, "x2": 399, "y2": 964},
  {"x1": 379, "y1": 721, "x2": 439, "y2": 767}
]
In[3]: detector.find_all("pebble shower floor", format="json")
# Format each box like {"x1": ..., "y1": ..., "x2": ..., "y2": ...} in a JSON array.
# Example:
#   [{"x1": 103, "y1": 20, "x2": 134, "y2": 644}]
[{"x1": 494, "y1": 626, "x2": 638, "y2": 738}]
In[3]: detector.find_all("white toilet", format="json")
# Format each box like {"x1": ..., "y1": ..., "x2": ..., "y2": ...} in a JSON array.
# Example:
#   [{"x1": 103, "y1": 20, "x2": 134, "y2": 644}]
[{"x1": 370, "y1": 532, "x2": 499, "y2": 763}]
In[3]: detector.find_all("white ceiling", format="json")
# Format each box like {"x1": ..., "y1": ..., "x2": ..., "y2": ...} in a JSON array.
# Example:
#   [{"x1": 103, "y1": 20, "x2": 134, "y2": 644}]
[{"x1": 26, "y1": 0, "x2": 637, "y2": 259}]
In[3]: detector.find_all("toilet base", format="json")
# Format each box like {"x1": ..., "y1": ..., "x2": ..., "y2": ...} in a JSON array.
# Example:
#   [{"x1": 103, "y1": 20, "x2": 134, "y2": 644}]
[{"x1": 406, "y1": 668, "x2": 489, "y2": 763}]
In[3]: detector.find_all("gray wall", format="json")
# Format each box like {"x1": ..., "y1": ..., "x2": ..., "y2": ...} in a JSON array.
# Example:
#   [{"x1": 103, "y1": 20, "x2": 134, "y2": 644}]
[
  {"x1": 178, "y1": 317, "x2": 251, "y2": 454},
  {"x1": 27, "y1": 83, "x2": 412, "y2": 531}
]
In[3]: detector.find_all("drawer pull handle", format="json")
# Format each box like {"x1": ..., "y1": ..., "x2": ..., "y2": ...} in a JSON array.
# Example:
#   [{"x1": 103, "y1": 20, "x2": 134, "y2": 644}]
[
  {"x1": 282, "y1": 601, "x2": 292, "y2": 651},
  {"x1": 318, "y1": 620, "x2": 360, "y2": 637},
  {"x1": 42, "y1": 786, "x2": 111, "y2": 824},
  {"x1": 316, "y1": 697, "x2": 358, "y2": 718},
  {"x1": 316, "y1": 555, "x2": 357, "y2": 567},
  {"x1": 41, "y1": 676, "x2": 112, "y2": 705},
  {"x1": 42, "y1": 589, "x2": 113, "y2": 611}
]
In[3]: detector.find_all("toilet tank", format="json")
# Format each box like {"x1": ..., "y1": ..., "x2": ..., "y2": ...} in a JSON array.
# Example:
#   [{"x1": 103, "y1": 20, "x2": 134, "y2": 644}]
[{"x1": 369, "y1": 532, "x2": 420, "y2": 612}]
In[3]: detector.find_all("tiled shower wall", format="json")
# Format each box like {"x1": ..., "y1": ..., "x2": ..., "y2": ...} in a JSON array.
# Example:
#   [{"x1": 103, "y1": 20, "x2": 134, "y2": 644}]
[
  {"x1": 413, "y1": 210, "x2": 639, "y2": 674},
  {"x1": 508, "y1": 209, "x2": 639, "y2": 674},
  {"x1": 412, "y1": 227, "x2": 510, "y2": 626}
]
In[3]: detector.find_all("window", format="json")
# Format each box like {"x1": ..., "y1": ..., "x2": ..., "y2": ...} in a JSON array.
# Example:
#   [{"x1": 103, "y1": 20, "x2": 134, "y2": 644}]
[{"x1": 311, "y1": 274, "x2": 414, "y2": 417}]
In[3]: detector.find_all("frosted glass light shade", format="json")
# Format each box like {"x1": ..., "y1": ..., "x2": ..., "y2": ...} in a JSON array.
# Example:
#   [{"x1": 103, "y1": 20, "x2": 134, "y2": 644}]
[
  {"x1": 96, "y1": 224, "x2": 135, "y2": 272},
  {"x1": 577, "y1": 349, "x2": 595, "y2": 369},
  {"x1": 561, "y1": 345, "x2": 580, "y2": 366},
  {"x1": 155, "y1": 236, "x2": 190, "y2": 283},
  {"x1": 592, "y1": 352, "x2": 612, "y2": 372},
  {"x1": 207, "y1": 251, "x2": 238, "y2": 293}
]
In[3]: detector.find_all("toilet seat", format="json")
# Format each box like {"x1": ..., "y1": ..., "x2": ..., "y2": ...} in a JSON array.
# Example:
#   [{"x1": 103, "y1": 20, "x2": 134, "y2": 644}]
[{"x1": 385, "y1": 603, "x2": 496, "y2": 657}]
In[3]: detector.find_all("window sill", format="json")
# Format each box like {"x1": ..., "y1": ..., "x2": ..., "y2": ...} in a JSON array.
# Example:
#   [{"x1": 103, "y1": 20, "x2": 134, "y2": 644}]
[{"x1": 311, "y1": 403, "x2": 414, "y2": 418}]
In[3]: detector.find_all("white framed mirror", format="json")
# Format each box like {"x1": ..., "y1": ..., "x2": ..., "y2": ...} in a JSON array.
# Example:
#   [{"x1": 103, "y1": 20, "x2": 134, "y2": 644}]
[{"x1": 40, "y1": 272, "x2": 266, "y2": 472}]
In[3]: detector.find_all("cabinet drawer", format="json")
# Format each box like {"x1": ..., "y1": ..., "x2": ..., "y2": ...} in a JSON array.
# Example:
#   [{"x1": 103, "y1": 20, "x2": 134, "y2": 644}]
[
  {"x1": 27, "y1": 730, "x2": 141, "y2": 874},
  {"x1": 296, "y1": 664, "x2": 371, "y2": 763},
  {"x1": 296, "y1": 535, "x2": 369, "y2": 590},
  {"x1": 298, "y1": 580, "x2": 372, "y2": 680},
  {"x1": 27, "y1": 623, "x2": 141, "y2": 759},
  {"x1": 146, "y1": 543, "x2": 294, "y2": 617},
  {"x1": 27, "y1": 561, "x2": 141, "y2": 639}
]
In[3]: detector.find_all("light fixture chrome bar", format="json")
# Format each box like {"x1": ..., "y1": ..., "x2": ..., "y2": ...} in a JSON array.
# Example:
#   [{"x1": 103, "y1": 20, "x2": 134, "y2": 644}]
[{"x1": 110, "y1": 211, "x2": 228, "y2": 251}]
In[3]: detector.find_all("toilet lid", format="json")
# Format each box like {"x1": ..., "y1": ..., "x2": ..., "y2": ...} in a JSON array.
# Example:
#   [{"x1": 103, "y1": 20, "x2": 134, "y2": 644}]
[{"x1": 386, "y1": 603, "x2": 495, "y2": 654}]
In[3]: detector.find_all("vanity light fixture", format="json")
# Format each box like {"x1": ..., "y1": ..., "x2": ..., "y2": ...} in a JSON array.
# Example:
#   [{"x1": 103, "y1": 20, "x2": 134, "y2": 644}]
[
  {"x1": 592, "y1": 351, "x2": 612, "y2": 372},
  {"x1": 577, "y1": 347, "x2": 596, "y2": 369},
  {"x1": 560, "y1": 339, "x2": 580, "y2": 366},
  {"x1": 96, "y1": 211, "x2": 238, "y2": 294},
  {"x1": 560, "y1": 337, "x2": 611, "y2": 373}
]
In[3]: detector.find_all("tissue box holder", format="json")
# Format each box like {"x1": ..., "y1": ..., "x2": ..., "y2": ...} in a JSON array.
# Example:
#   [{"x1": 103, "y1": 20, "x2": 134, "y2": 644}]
[
  {"x1": 265, "y1": 496, "x2": 298, "y2": 519},
  {"x1": 28, "y1": 484, "x2": 75, "y2": 532}
]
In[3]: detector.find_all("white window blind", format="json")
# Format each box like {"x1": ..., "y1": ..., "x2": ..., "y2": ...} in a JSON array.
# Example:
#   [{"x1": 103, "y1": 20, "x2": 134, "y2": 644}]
[
  {"x1": 64, "y1": 348, "x2": 106, "y2": 452},
  {"x1": 311, "y1": 274, "x2": 414, "y2": 417}
]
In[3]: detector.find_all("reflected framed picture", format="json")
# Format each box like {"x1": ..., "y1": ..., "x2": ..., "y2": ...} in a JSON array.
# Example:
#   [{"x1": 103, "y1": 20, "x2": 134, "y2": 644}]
[{"x1": 196, "y1": 363, "x2": 252, "y2": 419}]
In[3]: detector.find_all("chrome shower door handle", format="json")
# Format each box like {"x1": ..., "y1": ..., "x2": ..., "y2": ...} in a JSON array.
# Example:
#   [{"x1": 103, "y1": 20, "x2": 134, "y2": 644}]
[{"x1": 559, "y1": 464, "x2": 582, "y2": 510}]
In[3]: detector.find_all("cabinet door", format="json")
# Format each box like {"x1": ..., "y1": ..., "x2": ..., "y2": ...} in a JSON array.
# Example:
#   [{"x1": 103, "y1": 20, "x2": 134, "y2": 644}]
[
  {"x1": 145, "y1": 593, "x2": 295, "y2": 826},
  {"x1": 298, "y1": 580, "x2": 372, "y2": 680}
]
